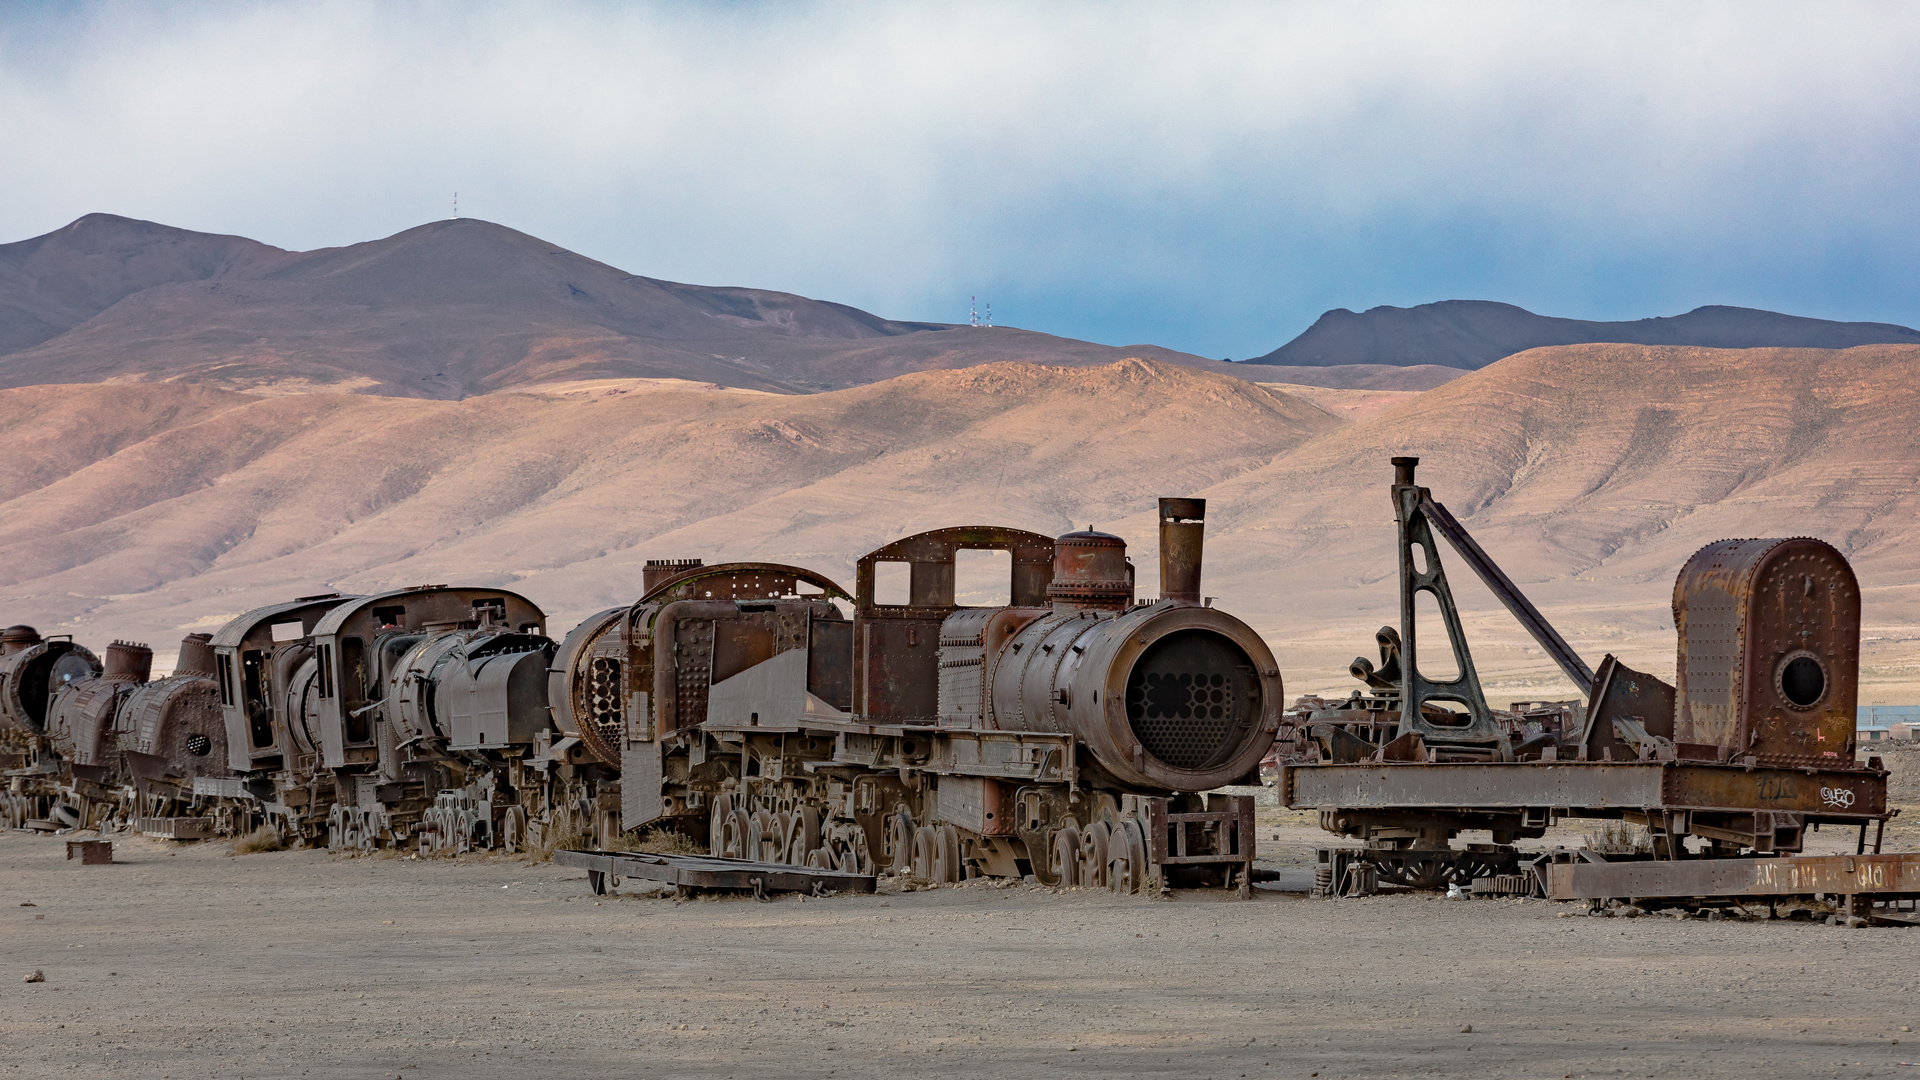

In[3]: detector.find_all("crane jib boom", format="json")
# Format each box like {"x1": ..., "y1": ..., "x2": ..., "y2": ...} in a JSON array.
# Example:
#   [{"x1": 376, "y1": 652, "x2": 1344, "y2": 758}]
[{"x1": 1415, "y1": 490, "x2": 1595, "y2": 696}]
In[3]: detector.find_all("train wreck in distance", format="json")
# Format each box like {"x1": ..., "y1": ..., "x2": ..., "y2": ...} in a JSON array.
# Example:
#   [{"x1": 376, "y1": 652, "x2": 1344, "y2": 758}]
[{"x1": 5, "y1": 497, "x2": 1279, "y2": 897}]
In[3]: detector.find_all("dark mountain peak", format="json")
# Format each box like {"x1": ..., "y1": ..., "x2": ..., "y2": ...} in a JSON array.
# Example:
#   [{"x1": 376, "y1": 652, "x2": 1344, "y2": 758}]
[
  {"x1": 1249, "y1": 300, "x2": 1920, "y2": 369},
  {"x1": 0, "y1": 215, "x2": 290, "y2": 354}
]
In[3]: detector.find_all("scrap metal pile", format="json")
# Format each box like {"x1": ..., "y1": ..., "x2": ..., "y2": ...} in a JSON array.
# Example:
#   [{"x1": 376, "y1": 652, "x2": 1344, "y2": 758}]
[
  {"x1": 1282, "y1": 457, "x2": 1910, "y2": 922},
  {"x1": 4, "y1": 463, "x2": 1914, "y2": 917}
]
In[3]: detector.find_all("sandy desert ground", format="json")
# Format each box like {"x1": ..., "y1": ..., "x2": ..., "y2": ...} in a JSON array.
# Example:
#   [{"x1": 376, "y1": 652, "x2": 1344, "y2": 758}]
[{"x1": 6, "y1": 783, "x2": 1920, "y2": 1080}]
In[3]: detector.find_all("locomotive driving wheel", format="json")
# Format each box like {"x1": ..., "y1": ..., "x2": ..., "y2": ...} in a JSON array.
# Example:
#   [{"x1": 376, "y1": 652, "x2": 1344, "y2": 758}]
[
  {"x1": 784, "y1": 806, "x2": 821, "y2": 867},
  {"x1": 930, "y1": 824, "x2": 961, "y2": 886},
  {"x1": 1080, "y1": 820, "x2": 1111, "y2": 888},
  {"x1": 708, "y1": 794, "x2": 734, "y2": 855},
  {"x1": 1048, "y1": 825, "x2": 1082, "y2": 887},
  {"x1": 910, "y1": 825, "x2": 937, "y2": 883},
  {"x1": 1109, "y1": 819, "x2": 1146, "y2": 894},
  {"x1": 886, "y1": 812, "x2": 914, "y2": 875}
]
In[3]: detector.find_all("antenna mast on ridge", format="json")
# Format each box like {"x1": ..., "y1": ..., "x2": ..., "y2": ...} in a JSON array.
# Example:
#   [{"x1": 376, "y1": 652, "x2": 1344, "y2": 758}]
[
  {"x1": 969, "y1": 295, "x2": 981, "y2": 327},
  {"x1": 453, "y1": 192, "x2": 459, "y2": 220}
]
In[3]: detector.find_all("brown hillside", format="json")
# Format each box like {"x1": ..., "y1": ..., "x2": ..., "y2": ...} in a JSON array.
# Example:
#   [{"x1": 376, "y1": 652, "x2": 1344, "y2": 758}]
[
  {"x1": 0, "y1": 360, "x2": 1337, "y2": 654},
  {"x1": 1175, "y1": 343, "x2": 1920, "y2": 702},
  {"x1": 4, "y1": 344, "x2": 1916, "y2": 705}
]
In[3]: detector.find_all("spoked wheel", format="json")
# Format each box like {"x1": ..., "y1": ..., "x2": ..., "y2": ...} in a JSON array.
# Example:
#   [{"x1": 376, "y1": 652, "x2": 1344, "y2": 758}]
[
  {"x1": 1048, "y1": 825, "x2": 1082, "y2": 887},
  {"x1": 887, "y1": 812, "x2": 915, "y2": 876},
  {"x1": 722, "y1": 809, "x2": 751, "y2": 860},
  {"x1": 910, "y1": 826, "x2": 937, "y2": 883},
  {"x1": 930, "y1": 824, "x2": 962, "y2": 886},
  {"x1": 785, "y1": 806, "x2": 821, "y2": 867},
  {"x1": 1080, "y1": 821, "x2": 1111, "y2": 888},
  {"x1": 708, "y1": 794, "x2": 734, "y2": 856},
  {"x1": 1109, "y1": 820, "x2": 1146, "y2": 894},
  {"x1": 748, "y1": 811, "x2": 775, "y2": 863}
]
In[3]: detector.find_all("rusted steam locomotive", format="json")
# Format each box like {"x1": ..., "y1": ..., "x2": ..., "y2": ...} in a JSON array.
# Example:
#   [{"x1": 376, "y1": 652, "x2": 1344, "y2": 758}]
[
  {"x1": 0, "y1": 627, "x2": 229, "y2": 834},
  {"x1": 3, "y1": 499, "x2": 1278, "y2": 892},
  {"x1": 549, "y1": 499, "x2": 1278, "y2": 889}
]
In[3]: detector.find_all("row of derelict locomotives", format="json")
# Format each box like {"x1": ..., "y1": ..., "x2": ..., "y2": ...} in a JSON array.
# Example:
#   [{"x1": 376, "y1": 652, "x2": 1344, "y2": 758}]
[
  {"x1": 3, "y1": 499, "x2": 1274, "y2": 895},
  {"x1": 1280, "y1": 456, "x2": 1917, "y2": 924},
  {"x1": 5, "y1": 460, "x2": 1915, "y2": 916}
]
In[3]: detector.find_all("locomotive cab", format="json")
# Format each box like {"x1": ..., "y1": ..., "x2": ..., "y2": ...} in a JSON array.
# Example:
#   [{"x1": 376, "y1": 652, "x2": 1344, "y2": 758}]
[
  {"x1": 211, "y1": 593, "x2": 359, "y2": 773},
  {"x1": 309, "y1": 587, "x2": 546, "y2": 770}
]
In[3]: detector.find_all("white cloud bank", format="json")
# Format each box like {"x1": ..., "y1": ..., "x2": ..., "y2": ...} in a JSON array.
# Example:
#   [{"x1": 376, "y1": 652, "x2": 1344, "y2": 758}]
[{"x1": 3, "y1": 1, "x2": 1916, "y2": 354}]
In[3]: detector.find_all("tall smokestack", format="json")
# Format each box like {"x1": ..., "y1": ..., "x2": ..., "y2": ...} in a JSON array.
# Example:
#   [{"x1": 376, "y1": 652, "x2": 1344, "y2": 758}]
[
  {"x1": 174, "y1": 633, "x2": 216, "y2": 678},
  {"x1": 1158, "y1": 497, "x2": 1206, "y2": 603},
  {"x1": 104, "y1": 641, "x2": 153, "y2": 684}
]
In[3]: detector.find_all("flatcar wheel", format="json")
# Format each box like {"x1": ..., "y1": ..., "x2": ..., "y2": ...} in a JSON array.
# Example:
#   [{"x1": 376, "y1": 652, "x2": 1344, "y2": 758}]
[
  {"x1": 932, "y1": 825, "x2": 961, "y2": 886},
  {"x1": 1049, "y1": 825, "x2": 1082, "y2": 887},
  {"x1": 806, "y1": 846, "x2": 833, "y2": 869},
  {"x1": 1081, "y1": 821, "x2": 1111, "y2": 889},
  {"x1": 910, "y1": 826, "x2": 937, "y2": 883}
]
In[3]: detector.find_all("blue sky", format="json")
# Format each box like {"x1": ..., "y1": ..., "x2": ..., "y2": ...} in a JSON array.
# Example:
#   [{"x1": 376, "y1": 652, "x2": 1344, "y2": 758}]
[{"x1": 4, "y1": 2, "x2": 1917, "y2": 359}]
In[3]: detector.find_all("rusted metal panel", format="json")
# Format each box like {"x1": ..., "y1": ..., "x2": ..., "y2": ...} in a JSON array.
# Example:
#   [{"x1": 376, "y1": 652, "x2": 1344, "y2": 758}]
[
  {"x1": 1286, "y1": 761, "x2": 1666, "y2": 809},
  {"x1": 933, "y1": 775, "x2": 1012, "y2": 835},
  {"x1": 640, "y1": 561, "x2": 850, "y2": 604},
  {"x1": 1547, "y1": 852, "x2": 1920, "y2": 901},
  {"x1": 1674, "y1": 537, "x2": 1860, "y2": 764},
  {"x1": 1582, "y1": 654, "x2": 1677, "y2": 760},
  {"x1": 704, "y1": 647, "x2": 810, "y2": 731},
  {"x1": 1660, "y1": 762, "x2": 1885, "y2": 817},
  {"x1": 1287, "y1": 760, "x2": 1888, "y2": 818},
  {"x1": 852, "y1": 526, "x2": 1057, "y2": 724},
  {"x1": 926, "y1": 730, "x2": 1072, "y2": 783}
]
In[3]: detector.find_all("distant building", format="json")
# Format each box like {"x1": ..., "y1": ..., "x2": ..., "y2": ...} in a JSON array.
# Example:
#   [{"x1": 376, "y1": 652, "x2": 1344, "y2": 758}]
[{"x1": 1858, "y1": 706, "x2": 1920, "y2": 742}]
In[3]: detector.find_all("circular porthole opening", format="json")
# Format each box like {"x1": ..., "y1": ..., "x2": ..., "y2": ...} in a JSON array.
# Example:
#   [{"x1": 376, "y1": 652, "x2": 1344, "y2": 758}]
[
  {"x1": 185, "y1": 733, "x2": 212, "y2": 756},
  {"x1": 1779, "y1": 655, "x2": 1826, "y2": 709}
]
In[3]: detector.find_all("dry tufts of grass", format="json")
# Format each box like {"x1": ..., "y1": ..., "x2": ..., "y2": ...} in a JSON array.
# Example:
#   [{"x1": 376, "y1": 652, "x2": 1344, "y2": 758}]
[
  {"x1": 529, "y1": 815, "x2": 593, "y2": 864},
  {"x1": 630, "y1": 827, "x2": 701, "y2": 855},
  {"x1": 230, "y1": 826, "x2": 285, "y2": 855}
]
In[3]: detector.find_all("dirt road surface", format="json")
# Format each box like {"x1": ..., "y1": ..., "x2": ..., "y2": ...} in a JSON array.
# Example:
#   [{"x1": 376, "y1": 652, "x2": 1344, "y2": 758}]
[{"x1": 3, "y1": 831, "x2": 1916, "y2": 1080}]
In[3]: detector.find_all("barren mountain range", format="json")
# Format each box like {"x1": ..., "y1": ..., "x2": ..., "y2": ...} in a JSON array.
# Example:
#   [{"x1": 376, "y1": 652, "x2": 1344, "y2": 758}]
[
  {"x1": 2, "y1": 214, "x2": 1916, "y2": 702},
  {"x1": 0, "y1": 214, "x2": 1450, "y2": 395},
  {"x1": 1251, "y1": 298, "x2": 1920, "y2": 370}
]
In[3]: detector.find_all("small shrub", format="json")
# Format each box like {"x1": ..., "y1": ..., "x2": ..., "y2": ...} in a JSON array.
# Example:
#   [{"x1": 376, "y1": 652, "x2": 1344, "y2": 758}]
[
  {"x1": 230, "y1": 826, "x2": 285, "y2": 855},
  {"x1": 631, "y1": 827, "x2": 700, "y2": 855}
]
